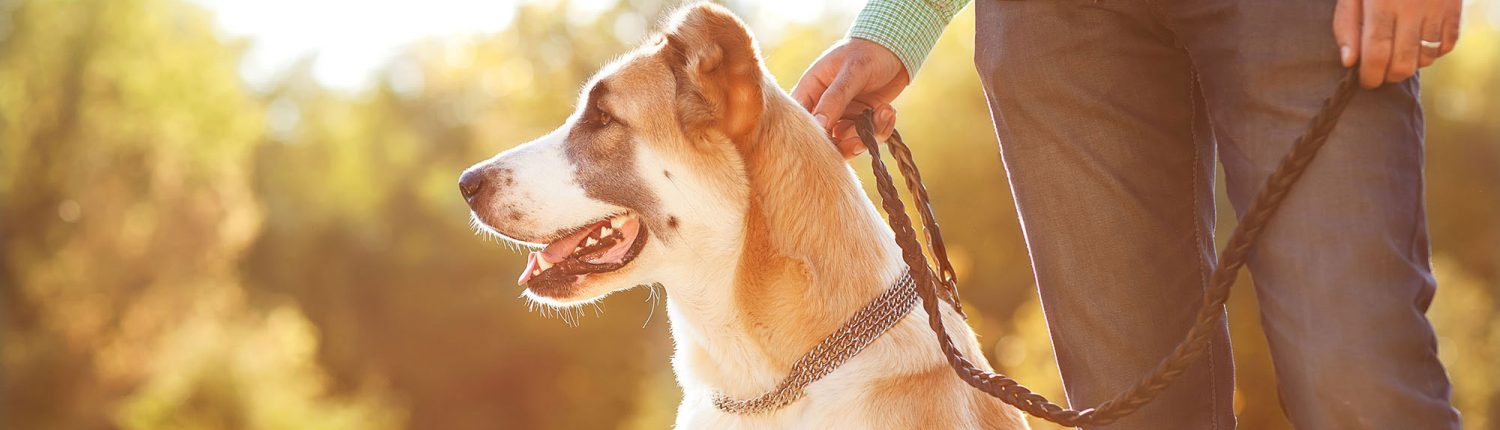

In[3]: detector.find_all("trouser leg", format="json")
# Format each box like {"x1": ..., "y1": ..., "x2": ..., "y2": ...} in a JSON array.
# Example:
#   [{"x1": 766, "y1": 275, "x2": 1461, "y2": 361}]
[
  {"x1": 1157, "y1": 0, "x2": 1461, "y2": 426},
  {"x1": 975, "y1": 1, "x2": 1235, "y2": 428}
]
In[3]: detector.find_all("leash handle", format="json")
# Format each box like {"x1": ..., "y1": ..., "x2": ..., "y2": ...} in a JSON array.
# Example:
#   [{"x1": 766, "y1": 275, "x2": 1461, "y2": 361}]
[
  {"x1": 879, "y1": 126, "x2": 967, "y2": 317},
  {"x1": 854, "y1": 70, "x2": 1363, "y2": 426}
]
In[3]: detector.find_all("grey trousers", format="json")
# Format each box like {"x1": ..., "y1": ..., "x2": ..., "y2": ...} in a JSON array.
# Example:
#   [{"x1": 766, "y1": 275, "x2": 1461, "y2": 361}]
[{"x1": 973, "y1": 0, "x2": 1460, "y2": 428}]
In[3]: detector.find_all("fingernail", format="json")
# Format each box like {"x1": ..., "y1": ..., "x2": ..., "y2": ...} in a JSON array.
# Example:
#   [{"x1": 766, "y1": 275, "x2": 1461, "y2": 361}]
[
  {"x1": 1340, "y1": 46, "x2": 1351, "y2": 66},
  {"x1": 814, "y1": 114, "x2": 829, "y2": 130},
  {"x1": 877, "y1": 108, "x2": 894, "y2": 124},
  {"x1": 853, "y1": 146, "x2": 867, "y2": 156}
]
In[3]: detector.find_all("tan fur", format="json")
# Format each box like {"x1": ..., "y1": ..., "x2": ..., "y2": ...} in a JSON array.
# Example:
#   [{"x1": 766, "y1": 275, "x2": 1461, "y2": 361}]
[
  {"x1": 655, "y1": 4, "x2": 1028, "y2": 429},
  {"x1": 726, "y1": 95, "x2": 900, "y2": 372},
  {"x1": 662, "y1": 4, "x2": 763, "y2": 140},
  {"x1": 869, "y1": 365, "x2": 972, "y2": 429}
]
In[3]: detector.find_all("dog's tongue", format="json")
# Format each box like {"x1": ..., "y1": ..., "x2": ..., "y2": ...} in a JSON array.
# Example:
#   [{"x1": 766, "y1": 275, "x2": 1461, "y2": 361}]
[
  {"x1": 516, "y1": 222, "x2": 599, "y2": 285},
  {"x1": 518, "y1": 252, "x2": 545, "y2": 286}
]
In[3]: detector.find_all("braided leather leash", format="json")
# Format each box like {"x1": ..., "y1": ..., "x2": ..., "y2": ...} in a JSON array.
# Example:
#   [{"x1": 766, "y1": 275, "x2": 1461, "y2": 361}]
[{"x1": 853, "y1": 70, "x2": 1363, "y2": 426}]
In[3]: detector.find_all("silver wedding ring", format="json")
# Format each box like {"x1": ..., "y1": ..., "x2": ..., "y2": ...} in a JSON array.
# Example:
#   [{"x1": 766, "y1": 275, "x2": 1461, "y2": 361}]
[{"x1": 1420, "y1": 40, "x2": 1443, "y2": 50}]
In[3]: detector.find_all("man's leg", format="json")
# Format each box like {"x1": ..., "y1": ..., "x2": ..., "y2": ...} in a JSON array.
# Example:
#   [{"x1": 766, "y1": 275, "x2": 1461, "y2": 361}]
[
  {"x1": 975, "y1": 1, "x2": 1234, "y2": 428},
  {"x1": 1162, "y1": 0, "x2": 1461, "y2": 427}
]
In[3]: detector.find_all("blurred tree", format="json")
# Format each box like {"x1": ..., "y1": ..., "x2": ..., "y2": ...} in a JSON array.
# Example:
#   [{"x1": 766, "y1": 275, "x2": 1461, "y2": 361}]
[{"x1": 1, "y1": 0, "x2": 400, "y2": 428}]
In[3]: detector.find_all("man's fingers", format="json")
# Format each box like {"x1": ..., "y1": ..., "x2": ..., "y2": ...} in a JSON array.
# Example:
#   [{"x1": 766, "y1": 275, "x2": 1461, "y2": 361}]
[
  {"x1": 790, "y1": 68, "x2": 830, "y2": 113},
  {"x1": 827, "y1": 106, "x2": 894, "y2": 160},
  {"x1": 875, "y1": 106, "x2": 896, "y2": 142},
  {"x1": 831, "y1": 120, "x2": 864, "y2": 159},
  {"x1": 832, "y1": 119, "x2": 856, "y2": 141},
  {"x1": 1360, "y1": 7, "x2": 1397, "y2": 88},
  {"x1": 835, "y1": 103, "x2": 896, "y2": 140},
  {"x1": 1419, "y1": 15, "x2": 1443, "y2": 67},
  {"x1": 812, "y1": 63, "x2": 865, "y2": 131},
  {"x1": 1333, "y1": 0, "x2": 1362, "y2": 67},
  {"x1": 836, "y1": 135, "x2": 864, "y2": 160},
  {"x1": 1387, "y1": 13, "x2": 1422, "y2": 83},
  {"x1": 1441, "y1": 0, "x2": 1461, "y2": 56}
]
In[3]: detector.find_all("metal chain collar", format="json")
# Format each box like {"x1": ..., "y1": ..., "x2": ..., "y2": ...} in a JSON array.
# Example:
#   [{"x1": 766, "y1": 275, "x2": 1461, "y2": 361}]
[{"x1": 711, "y1": 271, "x2": 919, "y2": 414}]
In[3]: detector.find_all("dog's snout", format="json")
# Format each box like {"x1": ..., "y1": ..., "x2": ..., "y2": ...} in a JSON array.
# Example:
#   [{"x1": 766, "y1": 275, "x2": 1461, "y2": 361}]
[{"x1": 459, "y1": 169, "x2": 487, "y2": 202}]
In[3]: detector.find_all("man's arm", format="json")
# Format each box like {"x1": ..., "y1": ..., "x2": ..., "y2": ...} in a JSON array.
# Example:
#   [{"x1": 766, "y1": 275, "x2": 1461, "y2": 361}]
[{"x1": 791, "y1": 0, "x2": 970, "y2": 159}]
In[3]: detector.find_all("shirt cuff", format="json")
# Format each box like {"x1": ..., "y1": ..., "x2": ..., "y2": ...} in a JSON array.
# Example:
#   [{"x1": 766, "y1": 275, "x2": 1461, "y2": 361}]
[{"x1": 847, "y1": 0, "x2": 968, "y2": 78}]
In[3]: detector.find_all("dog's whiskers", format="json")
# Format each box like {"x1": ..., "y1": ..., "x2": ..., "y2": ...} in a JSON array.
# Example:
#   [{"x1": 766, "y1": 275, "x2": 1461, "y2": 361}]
[
  {"x1": 518, "y1": 290, "x2": 605, "y2": 328},
  {"x1": 469, "y1": 214, "x2": 539, "y2": 252},
  {"x1": 564, "y1": 306, "x2": 585, "y2": 327},
  {"x1": 641, "y1": 282, "x2": 663, "y2": 329}
]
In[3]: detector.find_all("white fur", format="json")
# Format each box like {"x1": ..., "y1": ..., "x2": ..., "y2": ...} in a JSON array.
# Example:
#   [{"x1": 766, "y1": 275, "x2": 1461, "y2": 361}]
[{"x1": 469, "y1": 129, "x2": 622, "y2": 244}]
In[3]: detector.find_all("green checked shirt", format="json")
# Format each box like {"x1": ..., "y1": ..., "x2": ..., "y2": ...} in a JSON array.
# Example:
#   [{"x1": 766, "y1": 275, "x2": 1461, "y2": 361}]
[{"x1": 848, "y1": 0, "x2": 972, "y2": 78}]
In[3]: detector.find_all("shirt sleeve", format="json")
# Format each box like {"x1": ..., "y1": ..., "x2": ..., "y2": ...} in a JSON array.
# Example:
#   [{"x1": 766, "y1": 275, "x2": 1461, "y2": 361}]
[{"x1": 847, "y1": 0, "x2": 972, "y2": 78}]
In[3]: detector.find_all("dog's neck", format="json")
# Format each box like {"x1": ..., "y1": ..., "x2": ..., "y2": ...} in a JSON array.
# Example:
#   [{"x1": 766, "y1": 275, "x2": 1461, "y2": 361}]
[{"x1": 663, "y1": 84, "x2": 907, "y2": 399}]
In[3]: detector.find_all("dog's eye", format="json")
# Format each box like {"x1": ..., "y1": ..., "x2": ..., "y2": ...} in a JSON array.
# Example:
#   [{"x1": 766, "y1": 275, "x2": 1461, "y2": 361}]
[{"x1": 584, "y1": 106, "x2": 613, "y2": 128}]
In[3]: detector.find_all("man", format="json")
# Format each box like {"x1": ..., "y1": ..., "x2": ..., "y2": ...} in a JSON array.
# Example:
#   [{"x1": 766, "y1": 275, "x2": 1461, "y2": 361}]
[{"x1": 791, "y1": 0, "x2": 1464, "y2": 428}]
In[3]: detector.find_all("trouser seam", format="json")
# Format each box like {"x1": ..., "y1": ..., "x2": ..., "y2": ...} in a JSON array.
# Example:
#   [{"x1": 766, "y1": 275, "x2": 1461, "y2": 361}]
[
  {"x1": 1146, "y1": 0, "x2": 1224, "y2": 428},
  {"x1": 1186, "y1": 67, "x2": 1222, "y2": 430}
]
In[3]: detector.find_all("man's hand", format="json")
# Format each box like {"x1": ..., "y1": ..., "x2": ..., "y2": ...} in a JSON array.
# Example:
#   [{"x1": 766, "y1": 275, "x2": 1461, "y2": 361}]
[
  {"x1": 791, "y1": 38, "x2": 909, "y2": 159},
  {"x1": 1334, "y1": 0, "x2": 1462, "y2": 88}
]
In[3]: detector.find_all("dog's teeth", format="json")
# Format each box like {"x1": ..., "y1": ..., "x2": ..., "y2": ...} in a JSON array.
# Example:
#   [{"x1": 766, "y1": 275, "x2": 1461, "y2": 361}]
[
  {"x1": 610, "y1": 217, "x2": 625, "y2": 229},
  {"x1": 537, "y1": 259, "x2": 553, "y2": 271},
  {"x1": 574, "y1": 246, "x2": 583, "y2": 253},
  {"x1": 532, "y1": 269, "x2": 540, "y2": 276},
  {"x1": 585, "y1": 237, "x2": 598, "y2": 247},
  {"x1": 599, "y1": 227, "x2": 613, "y2": 237}
]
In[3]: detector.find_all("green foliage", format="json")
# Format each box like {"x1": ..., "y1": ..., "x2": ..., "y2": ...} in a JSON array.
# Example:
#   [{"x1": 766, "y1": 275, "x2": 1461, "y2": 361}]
[{"x1": 2, "y1": 0, "x2": 1496, "y2": 429}]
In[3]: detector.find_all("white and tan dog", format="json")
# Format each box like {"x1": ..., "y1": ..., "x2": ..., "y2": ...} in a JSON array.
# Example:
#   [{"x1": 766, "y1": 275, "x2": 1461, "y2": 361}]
[{"x1": 459, "y1": 4, "x2": 1027, "y2": 429}]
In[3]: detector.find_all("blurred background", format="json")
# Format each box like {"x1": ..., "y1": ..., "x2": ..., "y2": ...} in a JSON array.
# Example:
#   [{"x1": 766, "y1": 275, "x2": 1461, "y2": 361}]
[{"x1": 2, "y1": 0, "x2": 1496, "y2": 428}]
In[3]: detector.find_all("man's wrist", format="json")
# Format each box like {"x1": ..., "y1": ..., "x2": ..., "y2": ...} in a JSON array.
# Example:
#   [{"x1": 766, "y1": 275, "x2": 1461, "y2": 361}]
[{"x1": 847, "y1": 0, "x2": 968, "y2": 78}]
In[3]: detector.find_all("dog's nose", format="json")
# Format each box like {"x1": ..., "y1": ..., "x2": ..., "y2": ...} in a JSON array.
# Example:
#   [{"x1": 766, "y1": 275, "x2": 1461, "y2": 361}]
[{"x1": 459, "y1": 169, "x2": 487, "y2": 202}]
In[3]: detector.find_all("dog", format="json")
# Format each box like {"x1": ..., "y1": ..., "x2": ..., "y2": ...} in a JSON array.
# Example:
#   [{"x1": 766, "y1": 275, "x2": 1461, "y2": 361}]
[{"x1": 459, "y1": 4, "x2": 1028, "y2": 428}]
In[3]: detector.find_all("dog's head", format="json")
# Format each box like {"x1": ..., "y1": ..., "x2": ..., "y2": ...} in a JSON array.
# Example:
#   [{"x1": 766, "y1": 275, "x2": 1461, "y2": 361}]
[{"x1": 460, "y1": 3, "x2": 769, "y2": 306}]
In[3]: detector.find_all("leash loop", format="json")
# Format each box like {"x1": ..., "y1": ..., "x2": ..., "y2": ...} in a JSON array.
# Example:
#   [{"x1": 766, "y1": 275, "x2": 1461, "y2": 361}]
[{"x1": 855, "y1": 70, "x2": 1363, "y2": 426}]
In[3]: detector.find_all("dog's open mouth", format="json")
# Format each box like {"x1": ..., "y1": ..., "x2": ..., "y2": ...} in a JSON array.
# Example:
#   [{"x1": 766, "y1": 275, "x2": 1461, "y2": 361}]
[{"x1": 518, "y1": 213, "x2": 649, "y2": 292}]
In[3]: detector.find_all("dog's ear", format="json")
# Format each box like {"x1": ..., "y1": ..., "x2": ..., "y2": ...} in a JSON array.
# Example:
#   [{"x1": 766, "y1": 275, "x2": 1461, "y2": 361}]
[{"x1": 661, "y1": 3, "x2": 763, "y2": 141}]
